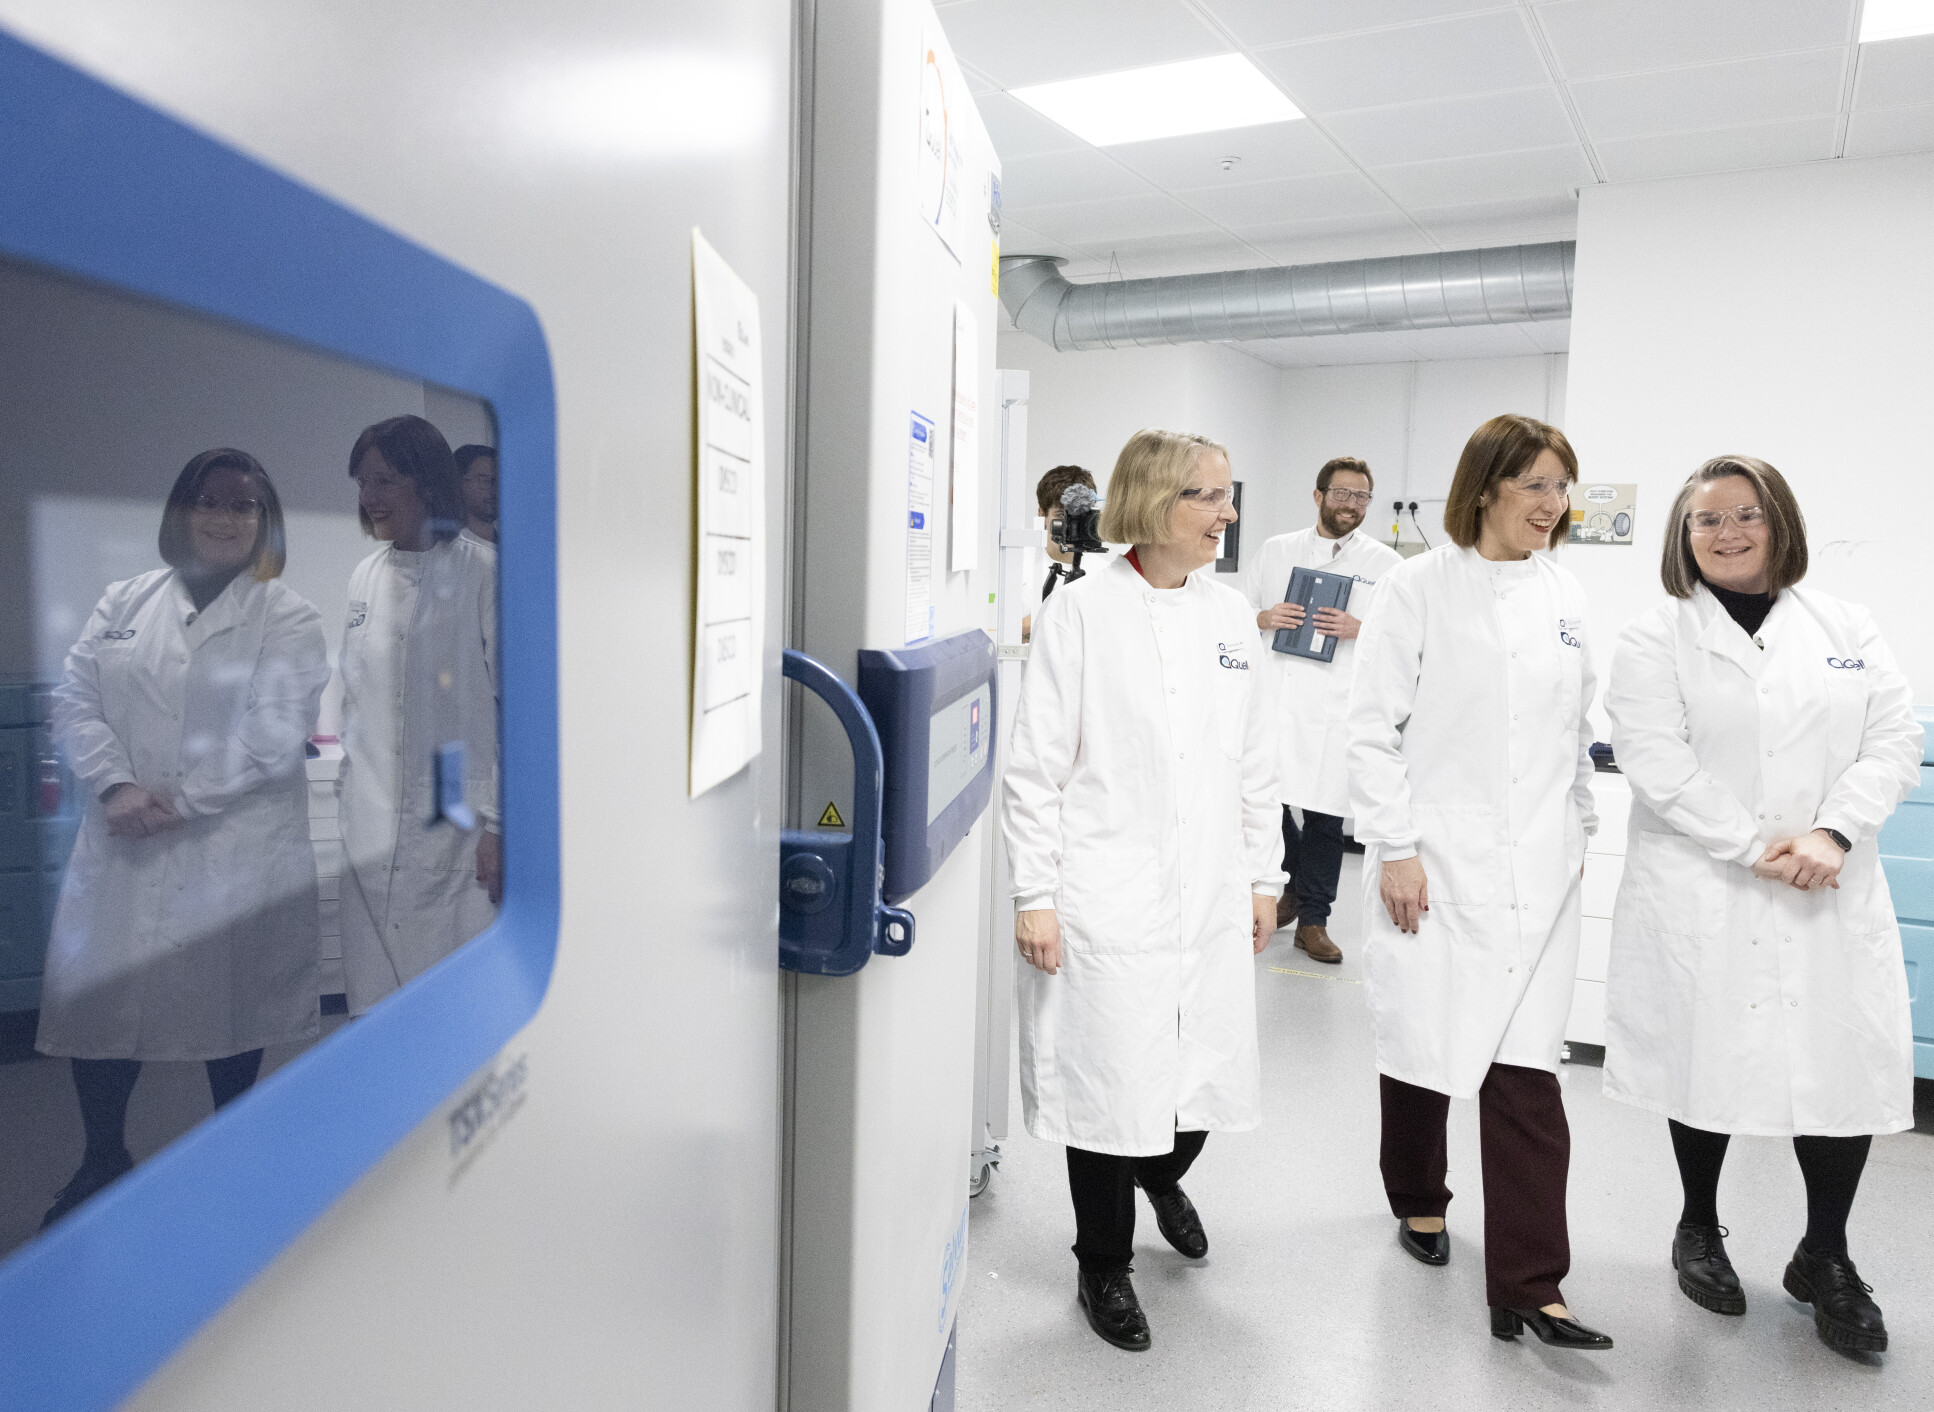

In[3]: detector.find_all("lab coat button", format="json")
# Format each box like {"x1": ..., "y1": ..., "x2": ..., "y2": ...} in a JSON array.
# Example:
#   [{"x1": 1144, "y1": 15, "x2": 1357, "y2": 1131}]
[
  {"x1": 1767, "y1": 750, "x2": 1774, "y2": 757},
  {"x1": 1790, "y1": 1000, "x2": 1799, "y2": 1008}
]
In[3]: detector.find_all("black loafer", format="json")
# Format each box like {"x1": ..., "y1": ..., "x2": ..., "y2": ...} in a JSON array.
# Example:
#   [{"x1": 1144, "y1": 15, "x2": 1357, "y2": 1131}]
[
  {"x1": 1398, "y1": 1218, "x2": 1449, "y2": 1266},
  {"x1": 40, "y1": 1150, "x2": 135, "y2": 1231},
  {"x1": 1138, "y1": 1180, "x2": 1208, "y2": 1259},
  {"x1": 1078, "y1": 1267, "x2": 1151, "y2": 1352},
  {"x1": 1491, "y1": 1305, "x2": 1614, "y2": 1350},
  {"x1": 1783, "y1": 1241, "x2": 1887, "y2": 1353},
  {"x1": 1673, "y1": 1223, "x2": 1745, "y2": 1314}
]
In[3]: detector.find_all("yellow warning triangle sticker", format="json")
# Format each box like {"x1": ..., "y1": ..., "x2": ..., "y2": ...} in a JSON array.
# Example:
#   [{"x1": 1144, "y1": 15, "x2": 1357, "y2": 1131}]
[{"x1": 817, "y1": 801, "x2": 846, "y2": 829}]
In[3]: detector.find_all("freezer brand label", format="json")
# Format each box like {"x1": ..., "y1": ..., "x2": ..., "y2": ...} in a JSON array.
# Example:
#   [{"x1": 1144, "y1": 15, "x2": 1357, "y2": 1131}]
[
  {"x1": 938, "y1": 1200, "x2": 969, "y2": 1334},
  {"x1": 447, "y1": 1051, "x2": 529, "y2": 1186}
]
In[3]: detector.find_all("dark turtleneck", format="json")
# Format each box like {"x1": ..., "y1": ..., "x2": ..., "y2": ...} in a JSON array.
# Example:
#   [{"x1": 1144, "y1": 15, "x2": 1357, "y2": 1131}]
[
  {"x1": 1706, "y1": 580, "x2": 1774, "y2": 639},
  {"x1": 182, "y1": 565, "x2": 246, "y2": 613}
]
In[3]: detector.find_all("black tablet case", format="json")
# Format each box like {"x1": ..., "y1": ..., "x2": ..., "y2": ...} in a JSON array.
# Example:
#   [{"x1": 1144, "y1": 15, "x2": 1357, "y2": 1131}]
[{"x1": 1270, "y1": 566, "x2": 1353, "y2": 663}]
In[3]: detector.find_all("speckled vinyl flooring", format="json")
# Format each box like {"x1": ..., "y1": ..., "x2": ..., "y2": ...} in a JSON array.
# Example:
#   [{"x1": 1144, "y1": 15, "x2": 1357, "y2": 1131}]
[{"x1": 956, "y1": 854, "x2": 1934, "y2": 1411}]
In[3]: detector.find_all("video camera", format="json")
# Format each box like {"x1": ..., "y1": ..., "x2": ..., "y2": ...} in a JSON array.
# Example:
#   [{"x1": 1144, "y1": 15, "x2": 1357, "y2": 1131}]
[{"x1": 1043, "y1": 483, "x2": 1107, "y2": 600}]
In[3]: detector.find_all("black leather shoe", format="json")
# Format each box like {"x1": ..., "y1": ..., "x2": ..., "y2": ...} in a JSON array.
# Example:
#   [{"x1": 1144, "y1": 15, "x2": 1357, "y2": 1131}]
[
  {"x1": 1398, "y1": 1218, "x2": 1449, "y2": 1266},
  {"x1": 1673, "y1": 1223, "x2": 1746, "y2": 1314},
  {"x1": 1783, "y1": 1241, "x2": 1887, "y2": 1353},
  {"x1": 1078, "y1": 1267, "x2": 1151, "y2": 1352},
  {"x1": 1138, "y1": 1179, "x2": 1208, "y2": 1259},
  {"x1": 40, "y1": 1150, "x2": 134, "y2": 1231},
  {"x1": 1490, "y1": 1306, "x2": 1614, "y2": 1350}
]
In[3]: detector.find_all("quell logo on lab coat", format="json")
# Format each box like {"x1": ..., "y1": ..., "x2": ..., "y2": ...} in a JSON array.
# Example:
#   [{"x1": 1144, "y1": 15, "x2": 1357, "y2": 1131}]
[
  {"x1": 1558, "y1": 617, "x2": 1582, "y2": 649},
  {"x1": 100, "y1": 629, "x2": 136, "y2": 640},
  {"x1": 1216, "y1": 643, "x2": 1250, "y2": 670},
  {"x1": 346, "y1": 600, "x2": 368, "y2": 630},
  {"x1": 1828, "y1": 656, "x2": 1866, "y2": 670}
]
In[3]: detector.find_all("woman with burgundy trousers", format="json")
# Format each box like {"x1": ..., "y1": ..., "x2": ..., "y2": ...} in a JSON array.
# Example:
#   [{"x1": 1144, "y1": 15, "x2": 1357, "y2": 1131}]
[{"x1": 1344, "y1": 414, "x2": 1613, "y2": 1350}]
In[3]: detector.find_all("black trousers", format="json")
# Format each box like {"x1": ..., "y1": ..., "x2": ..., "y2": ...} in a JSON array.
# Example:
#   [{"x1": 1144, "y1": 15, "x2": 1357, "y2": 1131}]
[
  {"x1": 1066, "y1": 1130, "x2": 1208, "y2": 1274},
  {"x1": 1281, "y1": 806, "x2": 1346, "y2": 927},
  {"x1": 1668, "y1": 1119, "x2": 1873, "y2": 1254},
  {"x1": 1380, "y1": 1066, "x2": 1571, "y2": 1309},
  {"x1": 71, "y1": 1050, "x2": 264, "y2": 1166}
]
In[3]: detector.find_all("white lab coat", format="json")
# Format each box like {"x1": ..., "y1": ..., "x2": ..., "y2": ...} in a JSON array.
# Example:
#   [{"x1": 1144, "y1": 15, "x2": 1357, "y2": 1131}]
[
  {"x1": 1603, "y1": 585, "x2": 1922, "y2": 1137},
  {"x1": 37, "y1": 570, "x2": 329, "y2": 1061},
  {"x1": 1003, "y1": 555, "x2": 1285, "y2": 1156},
  {"x1": 1345, "y1": 545, "x2": 1598, "y2": 1098},
  {"x1": 337, "y1": 536, "x2": 500, "y2": 1016},
  {"x1": 1242, "y1": 526, "x2": 1403, "y2": 815}
]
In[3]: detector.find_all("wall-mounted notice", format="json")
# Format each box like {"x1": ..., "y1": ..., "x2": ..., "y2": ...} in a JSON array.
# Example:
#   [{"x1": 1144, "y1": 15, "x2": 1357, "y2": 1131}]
[
  {"x1": 1568, "y1": 482, "x2": 1637, "y2": 545},
  {"x1": 690, "y1": 229, "x2": 766, "y2": 797},
  {"x1": 948, "y1": 300, "x2": 980, "y2": 573},
  {"x1": 906, "y1": 411, "x2": 937, "y2": 645},
  {"x1": 918, "y1": 24, "x2": 966, "y2": 263}
]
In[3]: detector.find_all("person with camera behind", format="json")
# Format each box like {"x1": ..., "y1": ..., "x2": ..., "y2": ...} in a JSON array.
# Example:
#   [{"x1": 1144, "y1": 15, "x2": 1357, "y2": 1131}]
[
  {"x1": 1603, "y1": 456, "x2": 1921, "y2": 1353},
  {"x1": 1023, "y1": 464, "x2": 1098, "y2": 644},
  {"x1": 1003, "y1": 428, "x2": 1284, "y2": 1353},
  {"x1": 1243, "y1": 456, "x2": 1401, "y2": 963},
  {"x1": 1345, "y1": 413, "x2": 1613, "y2": 1350}
]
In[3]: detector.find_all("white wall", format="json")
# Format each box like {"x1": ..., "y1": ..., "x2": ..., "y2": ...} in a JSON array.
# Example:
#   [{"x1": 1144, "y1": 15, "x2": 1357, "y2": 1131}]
[
  {"x1": 1564, "y1": 153, "x2": 1934, "y2": 708},
  {"x1": 997, "y1": 329, "x2": 1569, "y2": 569}
]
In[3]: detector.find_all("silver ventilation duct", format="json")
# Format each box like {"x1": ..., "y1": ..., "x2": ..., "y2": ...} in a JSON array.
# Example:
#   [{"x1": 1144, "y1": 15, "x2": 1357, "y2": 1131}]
[{"x1": 999, "y1": 241, "x2": 1574, "y2": 351}]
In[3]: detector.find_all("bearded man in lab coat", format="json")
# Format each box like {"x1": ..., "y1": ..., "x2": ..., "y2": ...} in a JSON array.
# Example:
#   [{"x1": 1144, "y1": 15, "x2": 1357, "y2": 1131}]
[
  {"x1": 1004, "y1": 428, "x2": 1284, "y2": 1354},
  {"x1": 1243, "y1": 456, "x2": 1401, "y2": 964},
  {"x1": 1604, "y1": 455, "x2": 1921, "y2": 1354}
]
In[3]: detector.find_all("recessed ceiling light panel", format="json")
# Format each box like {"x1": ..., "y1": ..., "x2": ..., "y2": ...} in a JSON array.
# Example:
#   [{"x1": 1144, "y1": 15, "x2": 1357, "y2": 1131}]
[
  {"x1": 1011, "y1": 53, "x2": 1303, "y2": 148},
  {"x1": 1861, "y1": 0, "x2": 1934, "y2": 43}
]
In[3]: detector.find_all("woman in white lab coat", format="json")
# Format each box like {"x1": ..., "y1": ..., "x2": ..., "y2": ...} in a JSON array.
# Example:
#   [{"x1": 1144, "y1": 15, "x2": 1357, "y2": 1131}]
[
  {"x1": 1345, "y1": 413, "x2": 1611, "y2": 1350},
  {"x1": 1004, "y1": 428, "x2": 1283, "y2": 1354},
  {"x1": 37, "y1": 449, "x2": 329, "y2": 1227},
  {"x1": 1604, "y1": 455, "x2": 1921, "y2": 1353},
  {"x1": 337, "y1": 415, "x2": 500, "y2": 1017}
]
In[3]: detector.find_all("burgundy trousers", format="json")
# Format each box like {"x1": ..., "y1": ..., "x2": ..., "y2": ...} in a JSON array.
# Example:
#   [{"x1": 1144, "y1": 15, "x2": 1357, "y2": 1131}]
[{"x1": 1379, "y1": 1064, "x2": 1571, "y2": 1309}]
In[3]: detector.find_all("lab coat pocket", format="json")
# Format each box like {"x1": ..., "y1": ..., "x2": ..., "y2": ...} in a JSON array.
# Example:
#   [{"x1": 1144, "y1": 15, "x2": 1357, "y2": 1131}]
[
  {"x1": 1834, "y1": 851, "x2": 1895, "y2": 937},
  {"x1": 1411, "y1": 804, "x2": 1500, "y2": 906},
  {"x1": 1214, "y1": 666, "x2": 1250, "y2": 761},
  {"x1": 1825, "y1": 677, "x2": 1867, "y2": 760},
  {"x1": 1622, "y1": 831, "x2": 1725, "y2": 938},
  {"x1": 1059, "y1": 841, "x2": 1164, "y2": 955}
]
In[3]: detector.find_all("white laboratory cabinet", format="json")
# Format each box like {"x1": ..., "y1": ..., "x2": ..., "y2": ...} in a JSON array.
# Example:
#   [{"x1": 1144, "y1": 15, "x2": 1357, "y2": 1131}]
[{"x1": 1567, "y1": 770, "x2": 1631, "y2": 1048}]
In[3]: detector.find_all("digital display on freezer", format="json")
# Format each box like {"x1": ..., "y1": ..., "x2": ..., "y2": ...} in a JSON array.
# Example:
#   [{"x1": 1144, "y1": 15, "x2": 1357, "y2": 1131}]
[{"x1": 927, "y1": 683, "x2": 990, "y2": 825}]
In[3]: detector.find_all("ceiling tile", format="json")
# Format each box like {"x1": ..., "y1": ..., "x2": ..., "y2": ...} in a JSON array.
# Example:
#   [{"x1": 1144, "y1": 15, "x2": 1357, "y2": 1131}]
[
  {"x1": 1199, "y1": 0, "x2": 1507, "y2": 50},
  {"x1": 1370, "y1": 145, "x2": 1593, "y2": 207},
  {"x1": 1853, "y1": 34, "x2": 1934, "y2": 110},
  {"x1": 934, "y1": 0, "x2": 1226, "y2": 89},
  {"x1": 1176, "y1": 170, "x2": 1400, "y2": 227},
  {"x1": 1252, "y1": 11, "x2": 1549, "y2": 114},
  {"x1": 1107, "y1": 120, "x2": 1353, "y2": 188},
  {"x1": 1410, "y1": 194, "x2": 1580, "y2": 247},
  {"x1": 1569, "y1": 47, "x2": 1846, "y2": 141},
  {"x1": 1003, "y1": 192, "x2": 1218, "y2": 246},
  {"x1": 977, "y1": 90, "x2": 1089, "y2": 160},
  {"x1": 1400, "y1": 322, "x2": 1550, "y2": 359},
  {"x1": 1323, "y1": 86, "x2": 1578, "y2": 166},
  {"x1": 1533, "y1": 0, "x2": 1856, "y2": 81},
  {"x1": 1843, "y1": 101, "x2": 1934, "y2": 157},
  {"x1": 1246, "y1": 218, "x2": 1440, "y2": 267},
  {"x1": 998, "y1": 148, "x2": 1156, "y2": 207},
  {"x1": 1595, "y1": 115, "x2": 1837, "y2": 181},
  {"x1": 1245, "y1": 329, "x2": 1432, "y2": 366},
  {"x1": 995, "y1": 216, "x2": 1087, "y2": 262},
  {"x1": 1516, "y1": 317, "x2": 1572, "y2": 353},
  {"x1": 1080, "y1": 230, "x2": 1274, "y2": 277}
]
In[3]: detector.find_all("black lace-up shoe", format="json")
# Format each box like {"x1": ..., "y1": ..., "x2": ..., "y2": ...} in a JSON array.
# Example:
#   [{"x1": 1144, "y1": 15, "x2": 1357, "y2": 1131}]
[
  {"x1": 1078, "y1": 1267, "x2": 1151, "y2": 1351},
  {"x1": 1137, "y1": 1180, "x2": 1208, "y2": 1259},
  {"x1": 40, "y1": 1149, "x2": 134, "y2": 1231},
  {"x1": 1784, "y1": 1241, "x2": 1888, "y2": 1353},
  {"x1": 1673, "y1": 1223, "x2": 1746, "y2": 1314}
]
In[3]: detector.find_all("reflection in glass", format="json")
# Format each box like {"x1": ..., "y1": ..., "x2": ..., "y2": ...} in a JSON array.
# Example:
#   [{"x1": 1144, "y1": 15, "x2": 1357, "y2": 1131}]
[
  {"x1": 36, "y1": 451, "x2": 329, "y2": 1226},
  {"x1": 339, "y1": 417, "x2": 500, "y2": 1016}
]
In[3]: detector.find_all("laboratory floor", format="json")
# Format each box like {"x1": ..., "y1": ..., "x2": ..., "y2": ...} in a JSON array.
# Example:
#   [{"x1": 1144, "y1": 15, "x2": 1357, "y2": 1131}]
[{"x1": 957, "y1": 854, "x2": 1934, "y2": 1411}]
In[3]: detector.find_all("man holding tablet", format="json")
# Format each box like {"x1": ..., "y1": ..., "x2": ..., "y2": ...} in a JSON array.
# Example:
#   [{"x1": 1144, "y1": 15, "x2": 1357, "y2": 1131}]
[{"x1": 1243, "y1": 456, "x2": 1401, "y2": 963}]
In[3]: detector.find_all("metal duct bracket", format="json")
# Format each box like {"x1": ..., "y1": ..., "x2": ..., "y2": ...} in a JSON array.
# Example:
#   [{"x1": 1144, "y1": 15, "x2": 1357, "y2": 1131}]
[{"x1": 999, "y1": 242, "x2": 1574, "y2": 351}]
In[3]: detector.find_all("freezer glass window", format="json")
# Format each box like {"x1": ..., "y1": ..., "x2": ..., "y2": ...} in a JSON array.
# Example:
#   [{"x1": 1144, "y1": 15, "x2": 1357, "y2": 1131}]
[{"x1": 0, "y1": 253, "x2": 503, "y2": 1260}]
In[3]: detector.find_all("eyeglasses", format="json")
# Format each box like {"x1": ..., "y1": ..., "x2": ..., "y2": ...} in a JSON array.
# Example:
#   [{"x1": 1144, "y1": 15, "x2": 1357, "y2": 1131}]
[
  {"x1": 191, "y1": 494, "x2": 264, "y2": 518},
  {"x1": 1687, "y1": 505, "x2": 1765, "y2": 533},
  {"x1": 1178, "y1": 487, "x2": 1233, "y2": 510},
  {"x1": 1323, "y1": 488, "x2": 1374, "y2": 507},
  {"x1": 1500, "y1": 476, "x2": 1572, "y2": 502}
]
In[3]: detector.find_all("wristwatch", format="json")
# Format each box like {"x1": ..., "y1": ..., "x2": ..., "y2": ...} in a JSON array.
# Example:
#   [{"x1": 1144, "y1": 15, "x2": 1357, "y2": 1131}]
[{"x1": 1822, "y1": 828, "x2": 1852, "y2": 852}]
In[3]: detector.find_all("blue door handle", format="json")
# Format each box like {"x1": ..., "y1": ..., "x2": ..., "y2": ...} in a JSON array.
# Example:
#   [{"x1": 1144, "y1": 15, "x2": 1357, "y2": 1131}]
[{"x1": 781, "y1": 649, "x2": 915, "y2": 975}]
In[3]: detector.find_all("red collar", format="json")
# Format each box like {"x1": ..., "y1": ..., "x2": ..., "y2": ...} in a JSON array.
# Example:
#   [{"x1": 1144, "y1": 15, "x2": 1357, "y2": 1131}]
[{"x1": 1125, "y1": 547, "x2": 1148, "y2": 581}]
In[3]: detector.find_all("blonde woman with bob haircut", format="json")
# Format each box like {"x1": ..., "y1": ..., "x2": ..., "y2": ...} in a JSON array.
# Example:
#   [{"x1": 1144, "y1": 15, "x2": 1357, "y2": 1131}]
[
  {"x1": 1344, "y1": 413, "x2": 1612, "y2": 1349},
  {"x1": 1003, "y1": 427, "x2": 1285, "y2": 1353},
  {"x1": 1604, "y1": 456, "x2": 1921, "y2": 1353}
]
